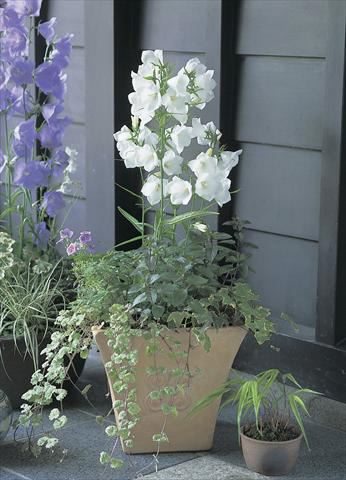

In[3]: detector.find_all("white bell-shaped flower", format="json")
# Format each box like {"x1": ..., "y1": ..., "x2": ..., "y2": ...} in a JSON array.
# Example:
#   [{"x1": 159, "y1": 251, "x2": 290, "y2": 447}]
[
  {"x1": 188, "y1": 152, "x2": 218, "y2": 177},
  {"x1": 167, "y1": 176, "x2": 192, "y2": 205},
  {"x1": 214, "y1": 176, "x2": 231, "y2": 206},
  {"x1": 219, "y1": 149, "x2": 242, "y2": 173},
  {"x1": 183, "y1": 57, "x2": 207, "y2": 76},
  {"x1": 162, "y1": 87, "x2": 188, "y2": 124},
  {"x1": 170, "y1": 125, "x2": 193, "y2": 154},
  {"x1": 141, "y1": 174, "x2": 167, "y2": 206},
  {"x1": 136, "y1": 144, "x2": 159, "y2": 172},
  {"x1": 162, "y1": 150, "x2": 183, "y2": 176},
  {"x1": 195, "y1": 173, "x2": 219, "y2": 202}
]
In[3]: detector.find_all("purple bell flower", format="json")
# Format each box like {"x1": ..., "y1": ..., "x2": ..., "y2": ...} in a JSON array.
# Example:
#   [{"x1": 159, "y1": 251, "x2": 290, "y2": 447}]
[
  {"x1": 38, "y1": 116, "x2": 71, "y2": 149},
  {"x1": 79, "y1": 231, "x2": 92, "y2": 245},
  {"x1": 0, "y1": 25, "x2": 28, "y2": 59},
  {"x1": 51, "y1": 34, "x2": 73, "y2": 69},
  {"x1": 50, "y1": 149, "x2": 69, "y2": 177},
  {"x1": 34, "y1": 221, "x2": 50, "y2": 250},
  {"x1": 38, "y1": 17, "x2": 56, "y2": 42},
  {"x1": 10, "y1": 58, "x2": 34, "y2": 85},
  {"x1": 8, "y1": 85, "x2": 33, "y2": 115},
  {"x1": 35, "y1": 61, "x2": 61, "y2": 94},
  {"x1": 14, "y1": 159, "x2": 49, "y2": 189},
  {"x1": 57, "y1": 228, "x2": 73, "y2": 243},
  {"x1": 6, "y1": 0, "x2": 43, "y2": 17},
  {"x1": 14, "y1": 118, "x2": 36, "y2": 148},
  {"x1": 41, "y1": 191, "x2": 65, "y2": 217}
]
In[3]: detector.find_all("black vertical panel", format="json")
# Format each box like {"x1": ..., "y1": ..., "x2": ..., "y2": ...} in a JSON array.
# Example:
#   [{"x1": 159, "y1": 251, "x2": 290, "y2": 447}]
[
  {"x1": 219, "y1": 0, "x2": 241, "y2": 232},
  {"x1": 316, "y1": 2, "x2": 346, "y2": 346},
  {"x1": 114, "y1": 0, "x2": 143, "y2": 248}
]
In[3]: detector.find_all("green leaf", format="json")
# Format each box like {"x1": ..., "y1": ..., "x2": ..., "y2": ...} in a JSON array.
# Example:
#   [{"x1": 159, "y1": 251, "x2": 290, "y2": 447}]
[
  {"x1": 152, "y1": 433, "x2": 169, "y2": 443},
  {"x1": 80, "y1": 384, "x2": 92, "y2": 396},
  {"x1": 166, "y1": 210, "x2": 219, "y2": 225},
  {"x1": 118, "y1": 207, "x2": 143, "y2": 233},
  {"x1": 152, "y1": 304, "x2": 165, "y2": 319},
  {"x1": 110, "y1": 458, "x2": 124, "y2": 469},
  {"x1": 132, "y1": 292, "x2": 147, "y2": 307},
  {"x1": 161, "y1": 403, "x2": 178, "y2": 416},
  {"x1": 100, "y1": 451, "x2": 111, "y2": 464},
  {"x1": 167, "y1": 311, "x2": 187, "y2": 327},
  {"x1": 115, "y1": 234, "x2": 148, "y2": 249},
  {"x1": 186, "y1": 274, "x2": 209, "y2": 286}
]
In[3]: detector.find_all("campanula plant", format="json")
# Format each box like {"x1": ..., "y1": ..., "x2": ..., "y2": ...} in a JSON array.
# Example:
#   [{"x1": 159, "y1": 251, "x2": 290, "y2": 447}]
[
  {"x1": 0, "y1": 0, "x2": 77, "y2": 258},
  {"x1": 18, "y1": 51, "x2": 277, "y2": 474}
]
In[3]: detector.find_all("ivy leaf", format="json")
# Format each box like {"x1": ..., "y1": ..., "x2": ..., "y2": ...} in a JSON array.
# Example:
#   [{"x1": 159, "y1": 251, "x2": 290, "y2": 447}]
[{"x1": 132, "y1": 292, "x2": 147, "y2": 307}]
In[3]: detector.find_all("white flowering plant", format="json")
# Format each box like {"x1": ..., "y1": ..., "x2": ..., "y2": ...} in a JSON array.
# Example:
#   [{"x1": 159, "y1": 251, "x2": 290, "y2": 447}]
[
  {"x1": 18, "y1": 52, "x2": 277, "y2": 473},
  {"x1": 114, "y1": 50, "x2": 242, "y2": 244}
]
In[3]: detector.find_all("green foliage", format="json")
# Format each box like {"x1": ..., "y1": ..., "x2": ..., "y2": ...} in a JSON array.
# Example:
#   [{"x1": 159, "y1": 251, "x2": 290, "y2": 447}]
[
  {"x1": 0, "y1": 233, "x2": 74, "y2": 369},
  {"x1": 70, "y1": 219, "x2": 274, "y2": 344},
  {"x1": 17, "y1": 218, "x2": 277, "y2": 469},
  {"x1": 191, "y1": 369, "x2": 320, "y2": 448}
]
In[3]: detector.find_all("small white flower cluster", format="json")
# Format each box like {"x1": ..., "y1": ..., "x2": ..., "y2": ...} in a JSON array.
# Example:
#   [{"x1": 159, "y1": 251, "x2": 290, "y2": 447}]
[
  {"x1": 58, "y1": 147, "x2": 79, "y2": 195},
  {"x1": 114, "y1": 50, "x2": 241, "y2": 208}
]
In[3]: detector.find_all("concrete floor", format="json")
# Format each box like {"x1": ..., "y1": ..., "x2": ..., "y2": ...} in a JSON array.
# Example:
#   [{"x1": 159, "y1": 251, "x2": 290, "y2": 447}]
[{"x1": 1, "y1": 348, "x2": 345, "y2": 480}]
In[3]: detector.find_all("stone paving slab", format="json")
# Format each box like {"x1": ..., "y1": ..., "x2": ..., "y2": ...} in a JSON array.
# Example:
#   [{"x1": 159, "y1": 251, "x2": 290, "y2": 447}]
[
  {"x1": 1, "y1": 348, "x2": 345, "y2": 480},
  {"x1": 144, "y1": 420, "x2": 346, "y2": 480},
  {"x1": 143, "y1": 455, "x2": 266, "y2": 480}
]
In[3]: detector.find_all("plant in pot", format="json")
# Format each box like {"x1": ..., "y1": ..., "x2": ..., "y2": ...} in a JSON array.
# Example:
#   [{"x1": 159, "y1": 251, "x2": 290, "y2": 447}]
[
  {"x1": 18, "y1": 50, "x2": 276, "y2": 471},
  {"x1": 0, "y1": 2, "x2": 84, "y2": 405},
  {"x1": 192, "y1": 368, "x2": 319, "y2": 476}
]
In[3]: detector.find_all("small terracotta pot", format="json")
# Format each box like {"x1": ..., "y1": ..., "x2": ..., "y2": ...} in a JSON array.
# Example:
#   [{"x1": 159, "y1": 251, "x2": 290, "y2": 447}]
[{"x1": 240, "y1": 428, "x2": 303, "y2": 476}]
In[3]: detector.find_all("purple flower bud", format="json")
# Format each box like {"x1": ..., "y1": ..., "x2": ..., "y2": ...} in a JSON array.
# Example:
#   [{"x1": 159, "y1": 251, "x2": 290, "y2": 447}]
[
  {"x1": 38, "y1": 17, "x2": 56, "y2": 42},
  {"x1": 66, "y1": 242, "x2": 79, "y2": 256},
  {"x1": 41, "y1": 191, "x2": 65, "y2": 217},
  {"x1": 14, "y1": 159, "x2": 49, "y2": 189},
  {"x1": 10, "y1": 58, "x2": 34, "y2": 85},
  {"x1": 34, "y1": 221, "x2": 50, "y2": 250},
  {"x1": 79, "y1": 231, "x2": 92, "y2": 245}
]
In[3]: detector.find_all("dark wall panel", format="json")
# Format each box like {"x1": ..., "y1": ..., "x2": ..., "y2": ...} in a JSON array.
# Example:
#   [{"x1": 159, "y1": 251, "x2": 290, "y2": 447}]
[
  {"x1": 245, "y1": 230, "x2": 318, "y2": 328},
  {"x1": 237, "y1": 0, "x2": 328, "y2": 58},
  {"x1": 235, "y1": 57, "x2": 325, "y2": 149},
  {"x1": 140, "y1": 0, "x2": 211, "y2": 52},
  {"x1": 234, "y1": 143, "x2": 322, "y2": 241}
]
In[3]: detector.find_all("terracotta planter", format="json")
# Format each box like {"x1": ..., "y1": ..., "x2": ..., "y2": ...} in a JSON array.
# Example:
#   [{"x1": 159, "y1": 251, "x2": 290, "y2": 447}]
[
  {"x1": 0, "y1": 335, "x2": 85, "y2": 409},
  {"x1": 93, "y1": 326, "x2": 246, "y2": 454},
  {"x1": 240, "y1": 428, "x2": 303, "y2": 476}
]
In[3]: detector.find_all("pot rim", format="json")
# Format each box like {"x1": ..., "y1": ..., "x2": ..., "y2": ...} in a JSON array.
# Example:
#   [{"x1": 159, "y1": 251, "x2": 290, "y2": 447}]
[
  {"x1": 240, "y1": 427, "x2": 303, "y2": 445},
  {"x1": 91, "y1": 325, "x2": 247, "y2": 334}
]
